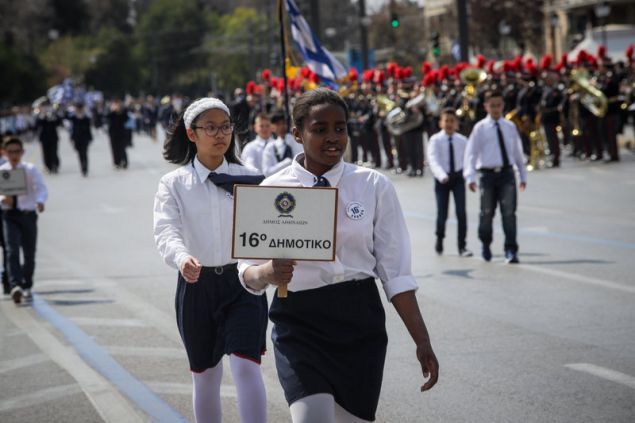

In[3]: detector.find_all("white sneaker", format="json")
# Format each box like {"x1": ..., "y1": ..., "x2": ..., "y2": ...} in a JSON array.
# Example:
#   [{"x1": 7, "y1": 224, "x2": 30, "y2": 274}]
[
  {"x1": 23, "y1": 289, "x2": 32, "y2": 300},
  {"x1": 10, "y1": 286, "x2": 22, "y2": 304}
]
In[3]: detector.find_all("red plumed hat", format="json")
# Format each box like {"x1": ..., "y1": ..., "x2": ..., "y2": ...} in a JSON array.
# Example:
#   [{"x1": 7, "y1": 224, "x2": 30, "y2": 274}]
[
  {"x1": 348, "y1": 67, "x2": 359, "y2": 82},
  {"x1": 300, "y1": 66, "x2": 311, "y2": 78},
  {"x1": 597, "y1": 45, "x2": 606, "y2": 59},
  {"x1": 540, "y1": 54, "x2": 552, "y2": 70},
  {"x1": 261, "y1": 69, "x2": 271, "y2": 81},
  {"x1": 362, "y1": 69, "x2": 374, "y2": 82},
  {"x1": 577, "y1": 49, "x2": 588, "y2": 64},
  {"x1": 626, "y1": 44, "x2": 634, "y2": 63},
  {"x1": 309, "y1": 73, "x2": 319, "y2": 83},
  {"x1": 486, "y1": 60, "x2": 496, "y2": 74},
  {"x1": 475, "y1": 54, "x2": 486, "y2": 68},
  {"x1": 246, "y1": 80, "x2": 256, "y2": 94},
  {"x1": 421, "y1": 61, "x2": 431, "y2": 75},
  {"x1": 373, "y1": 69, "x2": 385, "y2": 84}
]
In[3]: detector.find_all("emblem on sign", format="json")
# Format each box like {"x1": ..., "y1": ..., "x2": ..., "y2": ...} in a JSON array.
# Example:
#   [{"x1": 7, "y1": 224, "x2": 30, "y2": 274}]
[
  {"x1": 346, "y1": 202, "x2": 365, "y2": 220},
  {"x1": 275, "y1": 192, "x2": 296, "y2": 217},
  {"x1": 2, "y1": 172, "x2": 9, "y2": 180}
]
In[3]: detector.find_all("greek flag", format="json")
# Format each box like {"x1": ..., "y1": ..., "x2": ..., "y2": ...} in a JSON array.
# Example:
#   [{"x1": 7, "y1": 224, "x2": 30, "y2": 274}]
[{"x1": 285, "y1": 0, "x2": 347, "y2": 85}]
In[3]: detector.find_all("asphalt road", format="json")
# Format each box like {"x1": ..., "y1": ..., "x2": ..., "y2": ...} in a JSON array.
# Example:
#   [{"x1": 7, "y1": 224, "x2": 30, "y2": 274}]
[{"x1": 1, "y1": 127, "x2": 634, "y2": 422}]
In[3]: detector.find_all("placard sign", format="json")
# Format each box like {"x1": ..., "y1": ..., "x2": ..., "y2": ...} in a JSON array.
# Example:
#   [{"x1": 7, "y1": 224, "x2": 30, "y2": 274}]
[
  {"x1": 0, "y1": 168, "x2": 27, "y2": 196},
  {"x1": 232, "y1": 185, "x2": 338, "y2": 261}
]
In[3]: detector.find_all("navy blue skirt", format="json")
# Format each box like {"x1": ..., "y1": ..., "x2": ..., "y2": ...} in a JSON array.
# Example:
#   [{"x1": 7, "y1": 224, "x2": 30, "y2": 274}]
[
  {"x1": 175, "y1": 264, "x2": 268, "y2": 372},
  {"x1": 269, "y1": 277, "x2": 387, "y2": 421}
]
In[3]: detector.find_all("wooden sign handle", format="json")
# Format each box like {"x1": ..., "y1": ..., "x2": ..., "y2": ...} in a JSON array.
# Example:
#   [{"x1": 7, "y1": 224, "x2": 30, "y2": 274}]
[{"x1": 277, "y1": 284, "x2": 288, "y2": 298}]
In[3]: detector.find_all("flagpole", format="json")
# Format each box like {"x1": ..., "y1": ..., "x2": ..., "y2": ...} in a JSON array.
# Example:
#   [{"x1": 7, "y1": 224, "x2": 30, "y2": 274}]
[{"x1": 278, "y1": 0, "x2": 291, "y2": 131}]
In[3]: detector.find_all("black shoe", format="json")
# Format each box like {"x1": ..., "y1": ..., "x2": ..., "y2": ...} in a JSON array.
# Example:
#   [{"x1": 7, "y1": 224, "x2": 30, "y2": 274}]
[
  {"x1": 482, "y1": 245, "x2": 492, "y2": 262},
  {"x1": 458, "y1": 248, "x2": 473, "y2": 257},
  {"x1": 10, "y1": 286, "x2": 22, "y2": 304},
  {"x1": 505, "y1": 251, "x2": 519, "y2": 264},
  {"x1": 435, "y1": 238, "x2": 443, "y2": 255}
]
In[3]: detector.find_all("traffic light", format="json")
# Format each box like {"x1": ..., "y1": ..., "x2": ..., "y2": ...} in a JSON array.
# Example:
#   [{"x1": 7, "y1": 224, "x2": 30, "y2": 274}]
[
  {"x1": 390, "y1": 12, "x2": 400, "y2": 28},
  {"x1": 431, "y1": 31, "x2": 440, "y2": 57}
]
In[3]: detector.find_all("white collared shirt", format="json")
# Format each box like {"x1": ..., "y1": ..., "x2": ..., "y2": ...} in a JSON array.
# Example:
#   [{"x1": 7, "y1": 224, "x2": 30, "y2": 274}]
[
  {"x1": 261, "y1": 134, "x2": 304, "y2": 177},
  {"x1": 427, "y1": 129, "x2": 468, "y2": 181},
  {"x1": 0, "y1": 161, "x2": 48, "y2": 211},
  {"x1": 238, "y1": 154, "x2": 418, "y2": 301},
  {"x1": 463, "y1": 115, "x2": 527, "y2": 184},
  {"x1": 153, "y1": 156, "x2": 260, "y2": 270},
  {"x1": 240, "y1": 136, "x2": 273, "y2": 172}
]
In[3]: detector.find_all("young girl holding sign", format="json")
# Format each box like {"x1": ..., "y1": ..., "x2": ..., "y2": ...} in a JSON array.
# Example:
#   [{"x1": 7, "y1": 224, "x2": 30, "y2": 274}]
[
  {"x1": 153, "y1": 98, "x2": 268, "y2": 423},
  {"x1": 239, "y1": 89, "x2": 439, "y2": 422}
]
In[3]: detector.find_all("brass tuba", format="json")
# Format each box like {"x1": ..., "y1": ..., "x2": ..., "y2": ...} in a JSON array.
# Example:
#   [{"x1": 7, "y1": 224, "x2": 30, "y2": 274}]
[
  {"x1": 456, "y1": 68, "x2": 487, "y2": 121},
  {"x1": 570, "y1": 69, "x2": 607, "y2": 118},
  {"x1": 375, "y1": 94, "x2": 424, "y2": 136}
]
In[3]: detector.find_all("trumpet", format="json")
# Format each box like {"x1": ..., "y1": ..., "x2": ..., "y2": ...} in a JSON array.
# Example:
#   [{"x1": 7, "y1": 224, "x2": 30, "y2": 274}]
[{"x1": 456, "y1": 68, "x2": 487, "y2": 121}]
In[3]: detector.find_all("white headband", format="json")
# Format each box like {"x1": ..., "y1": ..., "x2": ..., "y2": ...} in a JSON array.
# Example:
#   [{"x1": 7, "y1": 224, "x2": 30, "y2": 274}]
[{"x1": 183, "y1": 97, "x2": 230, "y2": 128}]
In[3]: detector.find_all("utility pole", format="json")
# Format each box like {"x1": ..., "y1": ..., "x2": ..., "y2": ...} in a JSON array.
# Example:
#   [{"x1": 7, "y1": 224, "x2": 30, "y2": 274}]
[
  {"x1": 309, "y1": 0, "x2": 321, "y2": 40},
  {"x1": 456, "y1": 0, "x2": 469, "y2": 62},
  {"x1": 358, "y1": 0, "x2": 369, "y2": 69}
]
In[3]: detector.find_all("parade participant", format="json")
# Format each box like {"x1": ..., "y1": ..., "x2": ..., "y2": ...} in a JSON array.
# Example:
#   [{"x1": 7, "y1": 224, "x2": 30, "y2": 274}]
[
  {"x1": 153, "y1": 97, "x2": 268, "y2": 423},
  {"x1": 465, "y1": 90, "x2": 527, "y2": 264},
  {"x1": 35, "y1": 102, "x2": 62, "y2": 173},
  {"x1": 106, "y1": 99, "x2": 129, "y2": 169},
  {"x1": 67, "y1": 103, "x2": 93, "y2": 176},
  {"x1": 599, "y1": 61, "x2": 622, "y2": 162},
  {"x1": 261, "y1": 111, "x2": 304, "y2": 177},
  {"x1": 239, "y1": 88, "x2": 438, "y2": 422},
  {"x1": 0, "y1": 137, "x2": 48, "y2": 304},
  {"x1": 241, "y1": 113, "x2": 274, "y2": 172},
  {"x1": 540, "y1": 71, "x2": 564, "y2": 167},
  {"x1": 0, "y1": 143, "x2": 9, "y2": 296},
  {"x1": 427, "y1": 108, "x2": 472, "y2": 257}
]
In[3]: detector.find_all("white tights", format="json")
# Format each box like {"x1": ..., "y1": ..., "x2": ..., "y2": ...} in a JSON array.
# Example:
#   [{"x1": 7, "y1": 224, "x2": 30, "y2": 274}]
[
  {"x1": 191, "y1": 355, "x2": 267, "y2": 423},
  {"x1": 289, "y1": 393, "x2": 371, "y2": 423}
]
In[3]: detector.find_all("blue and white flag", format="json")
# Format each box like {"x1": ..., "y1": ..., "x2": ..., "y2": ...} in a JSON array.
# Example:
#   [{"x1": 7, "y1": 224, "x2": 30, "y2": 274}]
[{"x1": 285, "y1": 0, "x2": 347, "y2": 85}]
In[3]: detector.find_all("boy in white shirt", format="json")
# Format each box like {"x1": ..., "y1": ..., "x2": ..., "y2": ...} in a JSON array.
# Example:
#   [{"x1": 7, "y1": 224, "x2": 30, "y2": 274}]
[
  {"x1": 261, "y1": 112, "x2": 304, "y2": 176},
  {"x1": 240, "y1": 113, "x2": 274, "y2": 171},
  {"x1": 0, "y1": 137, "x2": 48, "y2": 304},
  {"x1": 427, "y1": 108, "x2": 472, "y2": 257}
]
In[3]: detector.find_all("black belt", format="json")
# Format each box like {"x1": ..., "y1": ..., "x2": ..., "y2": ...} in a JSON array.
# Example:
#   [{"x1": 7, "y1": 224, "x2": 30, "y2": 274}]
[
  {"x1": 201, "y1": 262, "x2": 238, "y2": 276},
  {"x1": 4, "y1": 209, "x2": 37, "y2": 215},
  {"x1": 479, "y1": 166, "x2": 512, "y2": 173}
]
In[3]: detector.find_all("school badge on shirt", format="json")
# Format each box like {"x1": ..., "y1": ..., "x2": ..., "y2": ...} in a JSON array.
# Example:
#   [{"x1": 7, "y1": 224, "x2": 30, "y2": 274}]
[{"x1": 346, "y1": 202, "x2": 365, "y2": 220}]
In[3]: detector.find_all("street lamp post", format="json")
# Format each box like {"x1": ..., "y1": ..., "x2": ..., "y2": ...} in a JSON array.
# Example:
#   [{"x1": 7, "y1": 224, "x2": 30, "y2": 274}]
[
  {"x1": 594, "y1": 1, "x2": 611, "y2": 49},
  {"x1": 550, "y1": 12, "x2": 559, "y2": 57}
]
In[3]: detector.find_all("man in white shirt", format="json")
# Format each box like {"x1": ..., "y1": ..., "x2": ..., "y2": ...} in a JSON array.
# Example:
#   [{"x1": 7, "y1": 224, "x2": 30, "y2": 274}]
[
  {"x1": 427, "y1": 108, "x2": 472, "y2": 257},
  {"x1": 0, "y1": 137, "x2": 48, "y2": 304},
  {"x1": 240, "y1": 113, "x2": 274, "y2": 171},
  {"x1": 261, "y1": 112, "x2": 304, "y2": 176},
  {"x1": 464, "y1": 90, "x2": 527, "y2": 264}
]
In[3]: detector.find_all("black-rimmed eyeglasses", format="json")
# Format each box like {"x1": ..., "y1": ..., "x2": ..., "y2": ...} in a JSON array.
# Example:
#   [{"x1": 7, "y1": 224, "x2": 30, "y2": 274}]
[{"x1": 191, "y1": 123, "x2": 234, "y2": 137}]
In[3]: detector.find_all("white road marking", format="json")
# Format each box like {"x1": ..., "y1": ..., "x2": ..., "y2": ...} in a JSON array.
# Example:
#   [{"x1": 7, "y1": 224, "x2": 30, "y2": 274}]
[
  {"x1": 517, "y1": 264, "x2": 635, "y2": 295},
  {"x1": 0, "y1": 301, "x2": 145, "y2": 421},
  {"x1": 100, "y1": 203, "x2": 125, "y2": 214},
  {"x1": 107, "y1": 346, "x2": 185, "y2": 359},
  {"x1": 71, "y1": 317, "x2": 148, "y2": 327},
  {"x1": 565, "y1": 363, "x2": 635, "y2": 389},
  {"x1": 0, "y1": 384, "x2": 82, "y2": 413},
  {"x1": 0, "y1": 353, "x2": 49, "y2": 374},
  {"x1": 147, "y1": 382, "x2": 237, "y2": 398}
]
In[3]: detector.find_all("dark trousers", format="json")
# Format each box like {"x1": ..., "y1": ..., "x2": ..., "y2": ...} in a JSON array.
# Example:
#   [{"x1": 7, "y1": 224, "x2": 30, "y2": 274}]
[
  {"x1": 600, "y1": 114, "x2": 620, "y2": 161},
  {"x1": 40, "y1": 139, "x2": 60, "y2": 172},
  {"x1": 478, "y1": 169, "x2": 518, "y2": 253},
  {"x1": 74, "y1": 139, "x2": 89, "y2": 174},
  {"x1": 0, "y1": 209, "x2": 9, "y2": 293},
  {"x1": 543, "y1": 122, "x2": 560, "y2": 163},
  {"x1": 434, "y1": 173, "x2": 467, "y2": 249},
  {"x1": 379, "y1": 126, "x2": 394, "y2": 168},
  {"x1": 109, "y1": 136, "x2": 128, "y2": 168},
  {"x1": 2, "y1": 211, "x2": 38, "y2": 290},
  {"x1": 402, "y1": 129, "x2": 424, "y2": 172}
]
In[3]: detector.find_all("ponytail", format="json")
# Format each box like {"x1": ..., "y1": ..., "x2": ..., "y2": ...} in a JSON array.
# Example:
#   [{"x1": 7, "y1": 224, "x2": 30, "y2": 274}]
[{"x1": 163, "y1": 112, "x2": 196, "y2": 165}]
